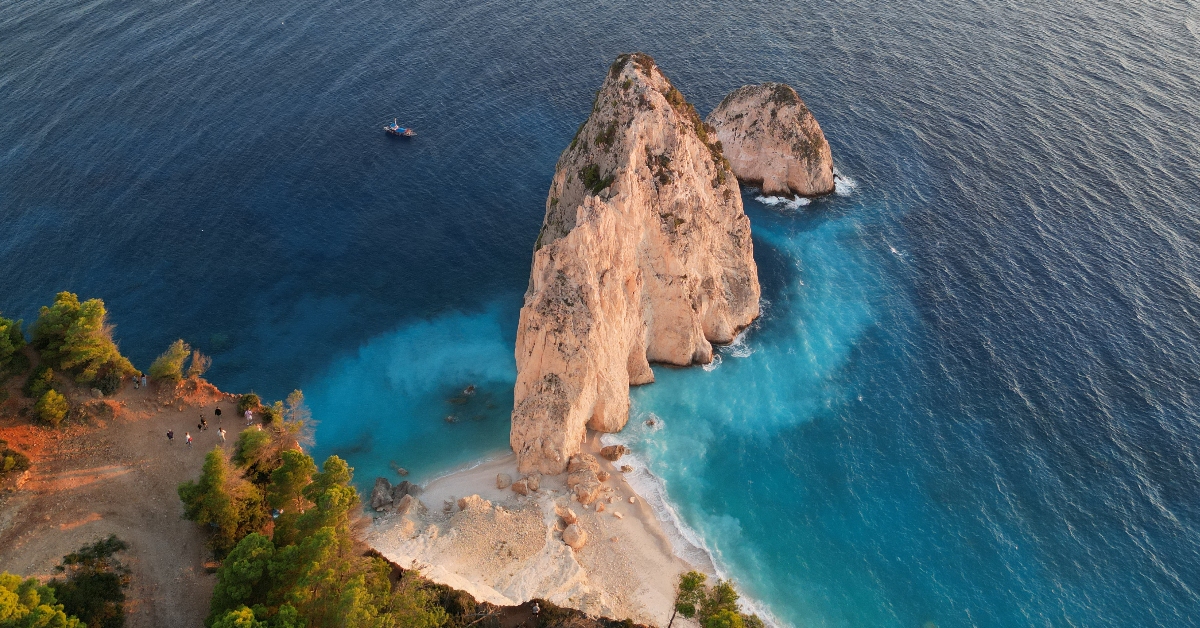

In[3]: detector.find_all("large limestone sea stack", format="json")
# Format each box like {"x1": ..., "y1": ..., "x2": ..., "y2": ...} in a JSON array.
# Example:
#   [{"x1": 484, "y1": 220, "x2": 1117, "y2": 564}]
[
  {"x1": 706, "y1": 82, "x2": 835, "y2": 197},
  {"x1": 511, "y1": 53, "x2": 761, "y2": 474}
]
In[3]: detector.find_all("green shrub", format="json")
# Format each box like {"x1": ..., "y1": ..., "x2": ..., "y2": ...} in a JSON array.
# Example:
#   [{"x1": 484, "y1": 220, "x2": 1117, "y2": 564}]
[
  {"x1": 36, "y1": 389, "x2": 69, "y2": 428},
  {"x1": 148, "y1": 339, "x2": 190, "y2": 382},
  {"x1": 29, "y1": 292, "x2": 134, "y2": 384},
  {"x1": 49, "y1": 535, "x2": 130, "y2": 628},
  {"x1": 237, "y1": 393, "x2": 261, "y2": 414},
  {"x1": 0, "y1": 440, "x2": 31, "y2": 474},
  {"x1": 232, "y1": 429, "x2": 272, "y2": 470},
  {"x1": 259, "y1": 401, "x2": 282, "y2": 427},
  {"x1": 0, "y1": 314, "x2": 25, "y2": 373},
  {"x1": 178, "y1": 448, "x2": 270, "y2": 556},
  {"x1": 197, "y1": 453, "x2": 448, "y2": 628},
  {"x1": 95, "y1": 368, "x2": 122, "y2": 396},
  {"x1": 579, "y1": 164, "x2": 615, "y2": 195},
  {"x1": 24, "y1": 365, "x2": 54, "y2": 399},
  {"x1": 0, "y1": 572, "x2": 82, "y2": 627}
]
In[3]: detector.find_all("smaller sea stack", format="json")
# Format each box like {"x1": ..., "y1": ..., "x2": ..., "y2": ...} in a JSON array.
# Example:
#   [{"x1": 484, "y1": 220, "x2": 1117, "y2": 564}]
[{"x1": 706, "y1": 82, "x2": 834, "y2": 197}]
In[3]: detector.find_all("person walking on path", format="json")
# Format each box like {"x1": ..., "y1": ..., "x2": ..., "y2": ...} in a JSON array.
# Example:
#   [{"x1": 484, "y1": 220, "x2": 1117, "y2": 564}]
[
  {"x1": 134, "y1": 373, "x2": 140, "y2": 390},
  {"x1": 141, "y1": 373, "x2": 147, "y2": 388},
  {"x1": 185, "y1": 432, "x2": 192, "y2": 446},
  {"x1": 166, "y1": 430, "x2": 173, "y2": 443},
  {"x1": 218, "y1": 427, "x2": 226, "y2": 443},
  {"x1": 245, "y1": 409, "x2": 253, "y2": 426}
]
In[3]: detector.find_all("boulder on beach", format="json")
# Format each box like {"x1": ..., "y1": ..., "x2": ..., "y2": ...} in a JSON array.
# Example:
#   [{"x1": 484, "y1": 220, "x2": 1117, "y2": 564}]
[
  {"x1": 523, "y1": 473, "x2": 541, "y2": 492},
  {"x1": 496, "y1": 473, "x2": 513, "y2": 489},
  {"x1": 457, "y1": 495, "x2": 492, "y2": 511},
  {"x1": 568, "y1": 454, "x2": 601, "y2": 474},
  {"x1": 395, "y1": 493, "x2": 416, "y2": 516},
  {"x1": 371, "y1": 477, "x2": 394, "y2": 511},
  {"x1": 563, "y1": 523, "x2": 588, "y2": 550},
  {"x1": 511, "y1": 478, "x2": 531, "y2": 496},
  {"x1": 391, "y1": 480, "x2": 422, "y2": 502},
  {"x1": 706, "y1": 82, "x2": 834, "y2": 197},
  {"x1": 556, "y1": 505, "x2": 579, "y2": 525},
  {"x1": 599, "y1": 445, "x2": 629, "y2": 461},
  {"x1": 567, "y1": 454, "x2": 603, "y2": 504}
]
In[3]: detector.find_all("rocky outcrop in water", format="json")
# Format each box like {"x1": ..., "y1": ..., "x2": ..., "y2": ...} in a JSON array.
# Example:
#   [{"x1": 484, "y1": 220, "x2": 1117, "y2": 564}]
[
  {"x1": 706, "y1": 82, "x2": 834, "y2": 197},
  {"x1": 511, "y1": 53, "x2": 761, "y2": 474}
]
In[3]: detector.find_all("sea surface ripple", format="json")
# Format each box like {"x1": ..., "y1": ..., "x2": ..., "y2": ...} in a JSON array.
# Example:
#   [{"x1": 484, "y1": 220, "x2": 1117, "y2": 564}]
[{"x1": 3, "y1": 0, "x2": 1200, "y2": 625}]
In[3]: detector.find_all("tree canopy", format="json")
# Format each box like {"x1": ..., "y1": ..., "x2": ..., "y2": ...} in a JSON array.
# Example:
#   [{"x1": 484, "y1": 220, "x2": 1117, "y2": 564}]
[
  {"x1": 180, "y1": 422, "x2": 447, "y2": 628},
  {"x1": 29, "y1": 293, "x2": 134, "y2": 385},
  {"x1": 669, "y1": 571, "x2": 761, "y2": 628},
  {"x1": 0, "y1": 315, "x2": 25, "y2": 373}
]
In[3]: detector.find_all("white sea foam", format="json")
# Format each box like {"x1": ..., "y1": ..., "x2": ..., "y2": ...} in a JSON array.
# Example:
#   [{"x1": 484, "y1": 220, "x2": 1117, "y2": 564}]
[
  {"x1": 755, "y1": 194, "x2": 811, "y2": 211},
  {"x1": 599, "y1": 433, "x2": 718, "y2": 573},
  {"x1": 702, "y1": 352, "x2": 723, "y2": 371},
  {"x1": 724, "y1": 329, "x2": 755, "y2": 358},
  {"x1": 834, "y1": 172, "x2": 858, "y2": 196}
]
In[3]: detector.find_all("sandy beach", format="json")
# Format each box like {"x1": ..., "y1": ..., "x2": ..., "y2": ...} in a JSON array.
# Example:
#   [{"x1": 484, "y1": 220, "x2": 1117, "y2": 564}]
[{"x1": 367, "y1": 434, "x2": 705, "y2": 627}]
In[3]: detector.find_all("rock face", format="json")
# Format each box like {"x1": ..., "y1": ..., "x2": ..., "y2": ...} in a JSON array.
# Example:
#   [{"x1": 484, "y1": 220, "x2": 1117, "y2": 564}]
[
  {"x1": 371, "y1": 477, "x2": 394, "y2": 511},
  {"x1": 512, "y1": 53, "x2": 761, "y2": 474},
  {"x1": 706, "y1": 83, "x2": 834, "y2": 197}
]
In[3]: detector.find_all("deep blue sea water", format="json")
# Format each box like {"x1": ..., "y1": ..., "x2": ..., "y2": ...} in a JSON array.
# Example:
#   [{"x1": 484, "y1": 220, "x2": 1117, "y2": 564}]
[{"x1": 4, "y1": 0, "x2": 1200, "y2": 625}]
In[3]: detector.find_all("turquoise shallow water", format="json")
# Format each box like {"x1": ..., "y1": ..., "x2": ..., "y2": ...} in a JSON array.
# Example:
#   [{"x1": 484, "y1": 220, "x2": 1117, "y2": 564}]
[{"x1": 4, "y1": 0, "x2": 1200, "y2": 625}]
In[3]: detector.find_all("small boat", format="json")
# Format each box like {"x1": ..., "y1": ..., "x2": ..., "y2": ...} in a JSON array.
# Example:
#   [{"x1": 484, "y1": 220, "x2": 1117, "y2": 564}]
[{"x1": 384, "y1": 118, "x2": 416, "y2": 137}]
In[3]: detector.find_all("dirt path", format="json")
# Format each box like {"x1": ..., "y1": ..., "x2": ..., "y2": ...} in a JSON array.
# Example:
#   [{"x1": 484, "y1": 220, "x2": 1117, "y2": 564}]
[{"x1": 0, "y1": 379, "x2": 251, "y2": 627}]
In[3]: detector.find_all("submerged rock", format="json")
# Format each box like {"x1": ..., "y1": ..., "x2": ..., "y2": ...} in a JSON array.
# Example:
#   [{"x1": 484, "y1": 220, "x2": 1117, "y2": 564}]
[
  {"x1": 706, "y1": 82, "x2": 834, "y2": 197},
  {"x1": 511, "y1": 53, "x2": 760, "y2": 475}
]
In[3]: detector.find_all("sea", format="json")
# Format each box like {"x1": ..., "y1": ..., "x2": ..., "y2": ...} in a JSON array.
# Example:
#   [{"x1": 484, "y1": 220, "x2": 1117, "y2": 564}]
[{"x1": 3, "y1": 0, "x2": 1200, "y2": 625}]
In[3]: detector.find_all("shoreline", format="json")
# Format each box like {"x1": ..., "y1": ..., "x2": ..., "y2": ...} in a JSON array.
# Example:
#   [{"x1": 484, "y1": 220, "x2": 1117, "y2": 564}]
[{"x1": 366, "y1": 433, "x2": 702, "y2": 626}]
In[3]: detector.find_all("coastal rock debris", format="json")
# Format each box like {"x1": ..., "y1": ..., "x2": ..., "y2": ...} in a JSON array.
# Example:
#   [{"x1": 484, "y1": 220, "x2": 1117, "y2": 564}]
[
  {"x1": 497, "y1": 473, "x2": 513, "y2": 489},
  {"x1": 566, "y1": 454, "x2": 603, "y2": 505},
  {"x1": 511, "y1": 52, "x2": 761, "y2": 475},
  {"x1": 706, "y1": 82, "x2": 835, "y2": 198},
  {"x1": 599, "y1": 445, "x2": 629, "y2": 461},
  {"x1": 563, "y1": 523, "x2": 588, "y2": 550}
]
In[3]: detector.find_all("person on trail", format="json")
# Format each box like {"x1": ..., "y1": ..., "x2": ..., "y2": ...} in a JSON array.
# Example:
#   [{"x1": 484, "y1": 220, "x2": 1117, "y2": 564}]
[
  {"x1": 166, "y1": 430, "x2": 173, "y2": 443},
  {"x1": 134, "y1": 373, "x2": 140, "y2": 390},
  {"x1": 214, "y1": 407, "x2": 222, "y2": 419},
  {"x1": 532, "y1": 602, "x2": 540, "y2": 623},
  {"x1": 141, "y1": 374, "x2": 147, "y2": 388},
  {"x1": 185, "y1": 432, "x2": 192, "y2": 446},
  {"x1": 218, "y1": 427, "x2": 226, "y2": 443},
  {"x1": 200, "y1": 416, "x2": 208, "y2": 430},
  {"x1": 245, "y1": 409, "x2": 253, "y2": 426}
]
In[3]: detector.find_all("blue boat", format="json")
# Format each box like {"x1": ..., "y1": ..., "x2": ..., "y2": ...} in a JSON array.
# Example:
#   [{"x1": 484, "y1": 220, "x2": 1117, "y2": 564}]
[{"x1": 384, "y1": 118, "x2": 415, "y2": 137}]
